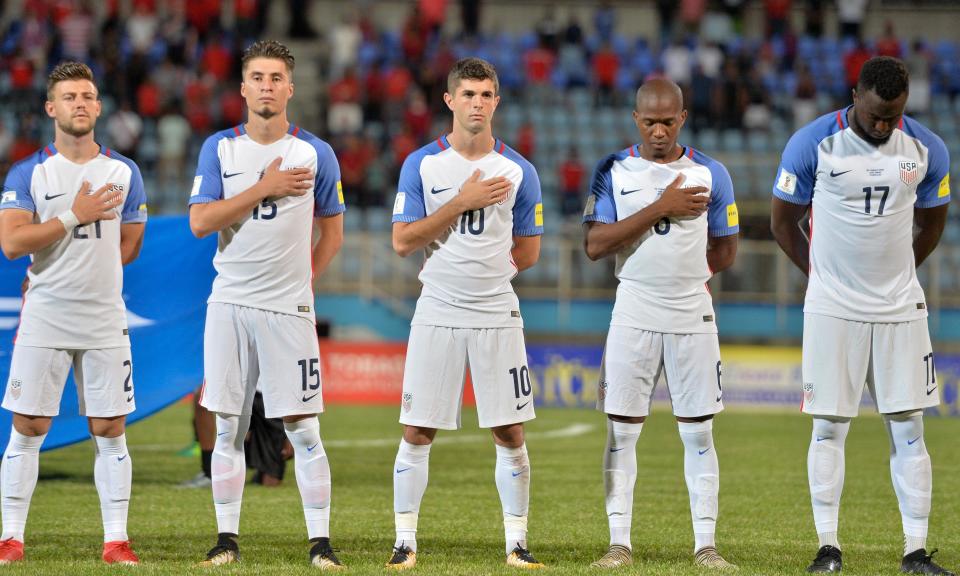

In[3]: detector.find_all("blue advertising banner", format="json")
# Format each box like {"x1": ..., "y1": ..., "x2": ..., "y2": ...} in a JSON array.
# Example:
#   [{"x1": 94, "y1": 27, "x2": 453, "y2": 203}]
[{"x1": 0, "y1": 216, "x2": 215, "y2": 451}]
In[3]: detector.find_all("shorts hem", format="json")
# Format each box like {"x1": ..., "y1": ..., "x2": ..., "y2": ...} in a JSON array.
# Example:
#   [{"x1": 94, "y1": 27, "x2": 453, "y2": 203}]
[{"x1": 399, "y1": 417, "x2": 460, "y2": 431}]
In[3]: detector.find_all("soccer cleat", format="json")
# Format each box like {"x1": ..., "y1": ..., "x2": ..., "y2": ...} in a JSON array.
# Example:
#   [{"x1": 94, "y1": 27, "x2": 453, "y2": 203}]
[
  {"x1": 200, "y1": 533, "x2": 240, "y2": 566},
  {"x1": 309, "y1": 537, "x2": 343, "y2": 570},
  {"x1": 694, "y1": 546, "x2": 737, "y2": 570},
  {"x1": 102, "y1": 540, "x2": 139, "y2": 565},
  {"x1": 177, "y1": 471, "x2": 212, "y2": 489},
  {"x1": 807, "y1": 545, "x2": 842, "y2": 573},
  {"x1": 590, "y1": 544, "x2": 632, "y2": 568},
  {"x1": 386, "y1": 545, "x2": 416, "y2": 570},
  {"x1": 0, "y1": 538, "x2": 24, "y2": 564},
  {"x1": 901, "y1": 548, "x2": 956, "y2": 576},
  {"x1": 506, "y1": 546, "x2": 544, "y2": 569}
]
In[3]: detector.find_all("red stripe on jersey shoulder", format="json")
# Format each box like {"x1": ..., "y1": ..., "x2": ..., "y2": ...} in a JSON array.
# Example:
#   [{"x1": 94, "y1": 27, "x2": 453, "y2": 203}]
[
  {"x1": 233, "y1": 125, "x2": 241, "y2": 136},
  {"x1": 43, "y1": 146, "x2": 53, "y2": 157},
  {"x1": 104, "y1": 147, "x2": 112, "y2": 157},
  {"x1": 291, "y1": 125, "x2": 301, "y2": 137},
  {"x1": 687, "y1": 146, "x2": 695, "y2": 158},
  {"x1": 629, "y1": 145, "x2": 636, "y2": 157},
  {"x1": 898, "y1": 117, "x2": 904, "y2": 130},
  {"x1": 436, "y1": 135, "x2": 447, "y2": 150},
  {"x1": 497, "y1": 140, "x2": 505, "y2": 154},
  {"x1": 835, "y1": 110, "x2": 844, "y2": 129}
]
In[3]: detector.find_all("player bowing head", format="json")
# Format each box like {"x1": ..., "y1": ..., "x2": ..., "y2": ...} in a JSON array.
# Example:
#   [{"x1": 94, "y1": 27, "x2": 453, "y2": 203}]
[
  {"x1": 633, "y1": 78, "x2": 687, "y2": 161},
  {"x1": 850, "y1": 56, "x2": 909, "y2": 146}
]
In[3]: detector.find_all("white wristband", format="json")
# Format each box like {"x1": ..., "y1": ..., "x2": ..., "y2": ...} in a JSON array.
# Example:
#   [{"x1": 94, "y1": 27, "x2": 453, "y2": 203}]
[{"x1": 57, "y1": 210, "x2": 80, "y2": 231}]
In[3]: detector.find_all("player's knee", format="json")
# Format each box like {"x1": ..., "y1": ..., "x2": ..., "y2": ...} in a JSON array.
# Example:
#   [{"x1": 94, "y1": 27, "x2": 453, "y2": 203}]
[
  {"x1": 811, "y1": 416, "x2": 850, "y2": 442},
  {"x1": 12, "y1": 414, "x2": 52, "y2": 437},
  {"x1": 402, "y1": 425, "x2": 437, "y2": 445},
  {"x1": 491, "y1": 423, "x2": 525, "y2": 447}
]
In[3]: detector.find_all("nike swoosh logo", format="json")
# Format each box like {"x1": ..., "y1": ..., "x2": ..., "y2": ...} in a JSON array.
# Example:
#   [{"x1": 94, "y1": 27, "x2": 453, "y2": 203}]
[
  {"x1": 223, "y1": 172, "x2": 244, "y2": 179},
  {"x1": 512, "y1": 471, "x2": 523, "y2": 477},
  {"x1": 217, "y1": 431, "x2": 229, "y2": 437},
  {"x1": 609, "y1": 447, "x2": 626, "y2": 453},
  {"x1": 619, "y1": 188, "x2": 641, "y2": 195},
  {"x1": 126, "y1": 395, "x2": 133, "y2": 403},
  {"x1": 516, "y1": 401, "x2": 530, "y2": 410},
  {"x1": 698, "y1": 448, "x2": 711, "y2": 455},
  {"x1": 926, "y1": 386, "x2": 937, "y2": 396},
  {"x1": 5, "y1": 454, "x2": 21, "y2": 460},
  {"x1": 118, "y1": 455, "x2": 127, "y2": 462},
  {"x1": 395, "y1": 467, "x2": 411, "y2": 474},
  {"x1": 307, "y1": 442, "x2": 319, "y2": 452},
  {"x1": 715, "y1": 396, "x2": 722, "y2": 402},
  {"x1": 907, "y1": 436, "x2": 922, "y2": 446},
  {"x1": 303, "y1": 393, "x2": 320, "y2": 402},
  {"x1": 430, "y1": 187, "x2": 451, "y2": 195},
  {"x1": 44, "y1": 192, "x2": 66, "y2": 200},
  {"x1": 829, "y1": 169, "x2": 852, "y2": 177},
  {"x1": 816, "y1": 436, "x2": 826, "y2": 442}
]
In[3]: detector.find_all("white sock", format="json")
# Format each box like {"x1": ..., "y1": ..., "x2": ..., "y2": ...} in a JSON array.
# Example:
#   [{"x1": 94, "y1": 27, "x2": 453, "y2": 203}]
[
  {"x1": 212, "y1": 414, "x2": 250, "y2": 535},
  {"x1": 809, "y1": 417, "x2": 850, "y2": 549},
  {"x1": 1, "y1": 429, "x2": 45, "y2": 541},
  {"x1": 604, "y1": 420, "x2": 642, "y2": 549},
  {"x1": 394, "y1": 439, "x2": 430, "y2": 552},
  {"x1": 93, "y1": 434, "x2": 131, "y2": 542},
  {"x1": 284, "y1": 418, "x2": 331, "y2": 540},
  {"x1": 678, "y1": 420, "x2": 719, "y2": 552},
  {"x1": 884, "y1": 412, "x2": 930, "y2": 556},
  {"x1": 495, "y1": 443, "x2": 530, "y2": 554}
]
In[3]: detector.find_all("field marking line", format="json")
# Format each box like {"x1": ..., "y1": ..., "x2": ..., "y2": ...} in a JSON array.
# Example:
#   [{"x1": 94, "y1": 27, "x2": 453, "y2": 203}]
[{"x1": 129, "y1": 422, "x2": 595, "y2": 452}]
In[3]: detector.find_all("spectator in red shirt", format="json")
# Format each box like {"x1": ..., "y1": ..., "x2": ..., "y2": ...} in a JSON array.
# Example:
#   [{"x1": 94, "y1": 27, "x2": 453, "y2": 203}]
[
  {"x1": 328, "y1": 68, "x2": 363, "y2": 136},
  {"x1": 558, "y1": 147, "x2": 586, "y2": 217},
  {"x1": 404, "y1": 90, "x2": 432, "y2": 142},
  {"x1": 875, "y1": 21, "x2": 902, "y2": 59},
  {"x1": 516, "y1": 121, "x2": 536, "y2": 160},
  {"x1": 592, "y1": 42, "x2": 620, "y2": 107},
  {"x1": 844, "y1": 40, "x2": 872, "y2": 91}
]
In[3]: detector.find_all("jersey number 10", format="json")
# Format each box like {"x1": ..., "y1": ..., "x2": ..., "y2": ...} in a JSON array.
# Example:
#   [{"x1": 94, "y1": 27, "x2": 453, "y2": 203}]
[{"x1": 459, "y1": 209, "x2": 484, "y2": 235}]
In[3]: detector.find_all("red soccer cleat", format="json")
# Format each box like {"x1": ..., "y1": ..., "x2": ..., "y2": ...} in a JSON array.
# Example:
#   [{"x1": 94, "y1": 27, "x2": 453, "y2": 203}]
[
  {"x1": 0, "y1": 538, "x2": 24, "y2": 564},
  {"x1": 102, "y1": 540, "x2": 139, "y2": 565}
]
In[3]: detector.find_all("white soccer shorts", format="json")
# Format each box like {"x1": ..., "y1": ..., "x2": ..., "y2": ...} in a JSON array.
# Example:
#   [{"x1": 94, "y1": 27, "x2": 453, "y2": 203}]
[
  {"x1": 801, "y1": 313, "x2": 938, "y2": 417},
  {"x1": 201, "y1": 302, "x2": 323, "y2": 418},
  {"x1": 399, "y1": 325, "x2": 536, "y2": 429},
  {"x1": 3, "y1": 345, "x2": 135, "y2": 417},
  {"x1": 597, "y1": 325, "x2": 724, "y2": 418}
]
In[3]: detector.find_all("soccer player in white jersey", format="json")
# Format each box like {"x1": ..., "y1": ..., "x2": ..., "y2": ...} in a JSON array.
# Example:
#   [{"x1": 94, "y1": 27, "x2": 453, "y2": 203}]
[
  {"x1": 387, "y1": 57, "x2": 544, "y2": 570},
  {"x1": 771, "y1": 57, "x2": 953, "y2": 576},
  {"x1": 583, "y1": 78, "x2": 739, "y2": 570},
  {"x1": 0, "y1": 62, "x2": 147, "y2": 565},
  {"x1": 187, "y1": 40, "x2": 345, "y2": 569}
]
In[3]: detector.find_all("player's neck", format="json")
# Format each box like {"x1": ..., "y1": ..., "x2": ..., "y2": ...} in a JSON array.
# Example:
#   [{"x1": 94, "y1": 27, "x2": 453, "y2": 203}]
[
  {"x1": 447, "y1": 129, "x2": 495, "y2": 160},
  {"x1": 638, "y1": 143, "x2": 683, "y2": 164},
  {"x1": 244, "y1": 115, "x2": 290, "y2": 145},
  {"x1": 54, "y1": 131, "x2": 100, "y2": 164}
]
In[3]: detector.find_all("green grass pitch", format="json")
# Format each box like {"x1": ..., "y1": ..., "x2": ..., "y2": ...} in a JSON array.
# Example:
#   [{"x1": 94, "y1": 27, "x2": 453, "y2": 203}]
[{"x1": 8, "y1": 403, "x2": 960, "y2": 575}]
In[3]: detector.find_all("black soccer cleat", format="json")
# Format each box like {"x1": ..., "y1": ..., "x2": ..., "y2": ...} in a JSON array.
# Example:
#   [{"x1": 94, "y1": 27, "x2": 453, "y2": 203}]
[
  {"x1": 309, "y1": 537, "x2": 344, "y2": 570},
  {"x1": 807, "y1": 545, "x2": 842, "y2": 573},
  {"x1": 386, "y1": 544, "x2": 416, "y2": 570},
  {"x1": 901, "y1": 549, "x2": 955, "y2": 576},
  {"x1": 200, "y1": 532, "x2": 241, "y2": 566}
]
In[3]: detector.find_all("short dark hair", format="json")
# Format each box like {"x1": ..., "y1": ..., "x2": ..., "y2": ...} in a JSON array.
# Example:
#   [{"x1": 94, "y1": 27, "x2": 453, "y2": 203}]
[
  {"x1": 857, "y1": 56, "x2": 909, "y2": 101},
  {"x1": 241, "y1": 40, "x2": 295, "y2": 75},
  {"x1": 47, "y1": 61, "x2": 95, "y2": 100},
  {"x1": 447, "y1": 57, "x2": 499, "y2": 95}
]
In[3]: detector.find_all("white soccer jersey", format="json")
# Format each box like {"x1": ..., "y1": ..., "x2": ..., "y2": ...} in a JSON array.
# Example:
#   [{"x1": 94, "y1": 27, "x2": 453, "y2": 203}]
[
  {"x1": 583, "y1": 145, "x2": 739, "y2": 334},
  {"x1": 392, "y1": 135, "x2": 544, "y2": 328},
  {"x1": 0, "y1": 144, "x2": 148, "y2": 349},
  {"x1": 774, "y1": 108, "x2": 951, "y2": 322},
  {"x1": 189, "y1": 124, "x2": 345, "y2": 319}
]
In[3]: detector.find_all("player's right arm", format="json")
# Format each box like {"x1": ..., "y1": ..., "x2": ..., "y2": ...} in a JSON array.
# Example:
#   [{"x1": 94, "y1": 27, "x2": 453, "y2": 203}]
[
  {"x1": 0, "y1": 181, "x2": 121, "y2": 260},
  {"x1": 769, "y1": 126, "x2": 817, "y2": 275},
  {"x1": 583, "y1": 171, "x2": 708, "y2": 261},
  {"x1": 392, "y1": 169, "x2": 511, "y2": 257}
]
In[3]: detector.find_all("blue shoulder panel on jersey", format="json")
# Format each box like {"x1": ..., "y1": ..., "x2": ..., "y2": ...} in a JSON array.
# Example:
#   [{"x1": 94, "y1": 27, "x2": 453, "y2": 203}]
[
  {"x1": 188, "y1": 127, "x2": 238, "y2": 206},
  {"x1": 691, "y1": 148, "x2": 739, "y2": 237},
  {"x1": 392, "y1": 139, "x2": 444, "y2": 224},
  {"x1": 900, "y1": 116, "x2": 951, "y2": 208},
  {"x1": 0, "y1": 147, "x2": 54, "y2": 213},
  {"x1": 105, "y1": 148, "x2": 149, "y2": 224},
  {"x1": 499, "y1": 142, "x2": 544, "y2": 236},
  {"x1": 583, "y1": 148, "x2": 631, "y2": 224},
  {"x1": 773, "y1": 110, "x2": 844, "y2": 205},
  {"x1": 293, "y1": 127, "x2": 346, "y2": 217}
]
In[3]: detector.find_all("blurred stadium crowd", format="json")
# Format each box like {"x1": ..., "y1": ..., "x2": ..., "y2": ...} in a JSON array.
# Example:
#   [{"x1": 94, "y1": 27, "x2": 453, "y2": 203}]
[{"x1": 0, "y1": 1, "x2": 958, "y2": 279}]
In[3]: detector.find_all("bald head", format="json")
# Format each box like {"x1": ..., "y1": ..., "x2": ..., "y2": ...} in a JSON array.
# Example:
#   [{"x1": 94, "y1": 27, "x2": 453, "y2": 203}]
[
  {"x1": 632, "y1": 78, "x2": 687, "y2": 162},
  {"x1": 635, "y1": 78, "x2": 684, "y2": 113}
]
